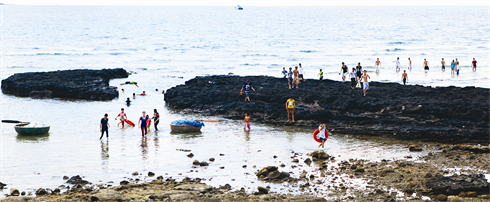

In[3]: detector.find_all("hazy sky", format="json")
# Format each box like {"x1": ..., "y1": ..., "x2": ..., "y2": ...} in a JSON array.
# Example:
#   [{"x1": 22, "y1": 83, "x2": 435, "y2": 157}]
[{"x1": 1, "y1": 0, "x2": 489, "y2": 6}]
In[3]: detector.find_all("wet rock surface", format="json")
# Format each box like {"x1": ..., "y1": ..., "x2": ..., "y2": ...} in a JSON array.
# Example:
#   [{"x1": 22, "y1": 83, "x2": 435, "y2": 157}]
[
  {"x1": 426, "y1": 174, "x2": 489, "y2": 195},
  {"x1": 1, "y1": 68, "x2": 128, "y2": 100},
  {"x1": 165, "y1": 75, "x2": 489, "y2": 144}
]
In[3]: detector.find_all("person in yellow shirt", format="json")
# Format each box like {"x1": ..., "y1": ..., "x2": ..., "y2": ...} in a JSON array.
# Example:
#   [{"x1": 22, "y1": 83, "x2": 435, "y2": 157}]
[{"x1": 285, "y1": 97, "x2": 295, "y2": 122}]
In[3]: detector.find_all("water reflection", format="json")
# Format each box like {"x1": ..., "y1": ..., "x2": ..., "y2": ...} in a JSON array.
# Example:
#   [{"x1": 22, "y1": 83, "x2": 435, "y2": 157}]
[
  {"x1": 170, "y1": 131, "x2": 203, "y2": 138},
  {"x1": 16, "y1": 133, "x2": 49, "y2": 142},
  {"x1": 244, "y1": 130, "x2": 250, "y2": 141},
  {"x1": 100, "y1": 140, "x2": 109, "y2": 160},
  {"x1": 140, "y1": 137, "x2": 149, "y2": 160}
]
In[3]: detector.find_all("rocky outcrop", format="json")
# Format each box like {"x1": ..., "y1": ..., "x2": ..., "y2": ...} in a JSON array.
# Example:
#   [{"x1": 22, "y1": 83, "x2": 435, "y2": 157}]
[
  {"x1": 1, "y1": 69, "x2": 128, "y2": 100},
  {"x1": 425, "y1": 174, "x2": 489, "y2": 195},
  {"x1": 165, "y1": 75, "x2": 489, "y2": 144}
]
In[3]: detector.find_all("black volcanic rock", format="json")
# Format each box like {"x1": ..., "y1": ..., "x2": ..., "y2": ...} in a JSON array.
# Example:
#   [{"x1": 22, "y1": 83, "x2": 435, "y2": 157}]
[
  {"x1": 1, "y1": 68, "x2": 128, "y2": 100},
  {"x1": 165, "y1": 75, "x2": 489, "y2": 144}
]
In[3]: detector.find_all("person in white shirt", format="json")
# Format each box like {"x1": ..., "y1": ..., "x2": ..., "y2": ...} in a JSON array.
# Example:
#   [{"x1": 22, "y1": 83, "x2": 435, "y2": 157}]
[
  {"x1": 317, "y1": 123, "x2": 327, "y2": 148},
  {"x1": 298, "y1": 63, "x2": 305, "y2": 82},
  {"x1": 350, "y1": 68, "x2": 357, "y2": 89},
  {"x1": 395, "y1": 57, "x2": 401, "y2": 71}
]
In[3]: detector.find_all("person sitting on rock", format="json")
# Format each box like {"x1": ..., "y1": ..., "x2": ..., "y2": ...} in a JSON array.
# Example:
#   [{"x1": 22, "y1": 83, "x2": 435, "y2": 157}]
[{"x1": 120, "y1": 81, "x2": 139, "y2": 87}]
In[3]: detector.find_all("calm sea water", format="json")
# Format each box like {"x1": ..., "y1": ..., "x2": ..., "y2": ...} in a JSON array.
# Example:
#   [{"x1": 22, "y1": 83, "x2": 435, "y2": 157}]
[{"x1": 0, "y1": 5, "x2": 488, "y2": 198}]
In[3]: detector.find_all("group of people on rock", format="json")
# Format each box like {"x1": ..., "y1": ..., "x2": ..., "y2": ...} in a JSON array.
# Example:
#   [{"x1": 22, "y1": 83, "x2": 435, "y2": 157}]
[{"x1": 281, "y1": 63, "x2": 306, "y2": 89}]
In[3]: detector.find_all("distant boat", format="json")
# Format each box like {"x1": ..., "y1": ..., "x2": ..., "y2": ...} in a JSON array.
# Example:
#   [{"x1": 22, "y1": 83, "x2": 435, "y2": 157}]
[
  {"x1": 14, "y1": 123, "x2": 50, "y2": 135},
  {"x1": 235, "y1": 5, "x2": 243, "y2": 10}
]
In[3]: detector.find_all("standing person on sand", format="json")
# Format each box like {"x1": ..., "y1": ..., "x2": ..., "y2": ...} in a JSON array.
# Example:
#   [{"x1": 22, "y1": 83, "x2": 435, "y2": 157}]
[
  {"x1": 402, "y1": 70, "x2": 408, "y2": 85},
  {"x1": 100, "y1": 113, "x2": 110, "y2": 139},
  {"x1": 350, "y1": 68, "x2": 357, "y2": 89},
  {"x1": 281, "y1": 67, "x2": 288, "y2": 78},
  {"x1": 472, "y1": 58, "x2": 477, "y2": 72},
  {"x1": 138, "y1": 111, "x2": 148, "y2": 137},
  {"x1": 116, "y1": 108, "x2": 127, "y2": 127},
  {"x1": 287, "y1": 67, "x2": 293, "y2": 89},
  {"x1": 152, "y1": 109, "x2": 160, "y2": 131},
  {"x1": 317, "y1": 123, "x2": 327, "y2": 148},
  {"x1": 361, "y1": 70, "x2": 370, "y2": 96},
  {"x1": 243, "y1": 113, "x2": 251, "y2": 130},
  {"x1": 423, "y1": 59, "x2": 430, "y2": 72},
  {"x1": 375, "y1": 58, "x2": 381, "y2": 72},
  {"x1": 293, "y1": 66, "x2": 300, "y2": 88},
  {"x1": 339, "y1": 62, "x2": 348, "y2": 83},
  {"x1": 441, "y1": 58, "x2": 446, "y2": 71},
  {"x1": 408, "y1": 58, "x2": 412, "y2": 70},
  {"x1": 240, "y1": 81, "x2": 255, "y2": 101},
  {"x1": 285, "y1": 97, "x2": 295, "y2": 122},
  {"x1": 299, "y1": 63, "x2": 305, "y2": 82}
]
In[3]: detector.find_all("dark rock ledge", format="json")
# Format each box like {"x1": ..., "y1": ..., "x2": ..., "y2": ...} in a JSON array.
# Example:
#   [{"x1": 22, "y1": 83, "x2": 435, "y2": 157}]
[
  {"x1": 1, "y1": 68, "x2": 128, "y2": 100},
  {"x1": 165, "y1": 75, "x2": 489, "y2": 144}
]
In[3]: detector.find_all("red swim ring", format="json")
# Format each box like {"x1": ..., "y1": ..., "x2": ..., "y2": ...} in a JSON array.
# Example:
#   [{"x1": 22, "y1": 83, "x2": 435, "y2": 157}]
[
  {"x1": 313, "y1": 128, "x2": 328, "y2": 143},
  {"x1": 125, "y1": 119, "x2": 135, "y2": 127}
]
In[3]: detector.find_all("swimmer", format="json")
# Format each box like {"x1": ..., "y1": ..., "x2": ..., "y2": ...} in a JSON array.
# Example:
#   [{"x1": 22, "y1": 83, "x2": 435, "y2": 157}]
[
  {"x1": 139, "y1": 91, "x2": 147, "y2": 96},
  {"x1": 125, "y1": 97, "x2": 131, "y2": 106},
  {"x1": 120, "y1": 81, "x2": 139, "y2": 87}
]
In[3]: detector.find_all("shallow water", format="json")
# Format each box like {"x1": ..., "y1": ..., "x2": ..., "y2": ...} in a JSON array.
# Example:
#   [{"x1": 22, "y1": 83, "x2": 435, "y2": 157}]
[{"x1": 0, "y1": 5, "x2": 488, "y2": 197}]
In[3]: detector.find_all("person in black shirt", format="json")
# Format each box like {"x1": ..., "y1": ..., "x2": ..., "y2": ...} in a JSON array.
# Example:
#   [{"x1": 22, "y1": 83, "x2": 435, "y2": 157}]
[{"x1": 100, "y1": 114, "x2": 110, "y2": 139}]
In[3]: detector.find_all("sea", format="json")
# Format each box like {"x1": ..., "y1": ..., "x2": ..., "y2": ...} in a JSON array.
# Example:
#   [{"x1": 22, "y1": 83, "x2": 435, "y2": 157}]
[{"x1": 0, "y1": 5, "x2": 488, "y2": 199}]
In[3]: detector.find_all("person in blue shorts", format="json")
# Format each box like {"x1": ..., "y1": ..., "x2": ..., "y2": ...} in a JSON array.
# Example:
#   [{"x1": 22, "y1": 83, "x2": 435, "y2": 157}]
[
  {"x1": 240, "y1": 81, "x2": 255, "y2": 101},
  {"x1": 361, "y1": 70, "x2": 370, "y2": 96}
]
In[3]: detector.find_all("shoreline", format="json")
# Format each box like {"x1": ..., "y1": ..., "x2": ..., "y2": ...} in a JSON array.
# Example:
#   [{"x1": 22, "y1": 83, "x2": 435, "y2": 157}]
[
  {"x1": 1, "y1": 144, "x2": 488, "y2": 201},
  {"x1": 164, "y1": 75, "x2": 489, "y2": 145}
]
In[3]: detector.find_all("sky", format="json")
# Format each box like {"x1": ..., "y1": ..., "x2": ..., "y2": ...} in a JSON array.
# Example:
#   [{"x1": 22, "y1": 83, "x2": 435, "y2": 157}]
[{"x1": 1, "y1": 0, "x2": 489, "y2": 6}]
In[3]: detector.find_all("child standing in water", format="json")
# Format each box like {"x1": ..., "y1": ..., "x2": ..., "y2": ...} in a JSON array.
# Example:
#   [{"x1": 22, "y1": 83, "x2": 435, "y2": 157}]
[
  {"x1": 317, "y1": 123, "x2": 327, "y2": 148},
  {"x1": 243, "y1": 113, "x2": 251, "y2": 130},
  {"x1": 146, "y1": 115, "x2": 151, "y2": 131}
]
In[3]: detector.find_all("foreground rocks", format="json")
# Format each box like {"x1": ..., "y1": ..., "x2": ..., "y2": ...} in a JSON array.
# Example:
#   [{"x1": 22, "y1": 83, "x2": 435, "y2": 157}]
[
  {"x1": 1, "y1": 144, "x2": 488, "y2": 201},
  {"x1": 1, "y1": 69, "x2": 128, "y2": 100},
  {"x1": 165, "y1": 75, "x2": 489, "y2": 144}
]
